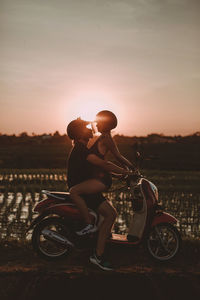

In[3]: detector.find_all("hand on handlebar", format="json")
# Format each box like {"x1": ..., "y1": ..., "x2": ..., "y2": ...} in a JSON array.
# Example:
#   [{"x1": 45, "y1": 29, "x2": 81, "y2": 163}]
[
  {"x1": 122, "y1": 168, "x2": 140, "y2": 187},
  {"x1": 110, "y1": 164, "x2": 140, "y2": 180},
  {"x1": 124, "y1": 166, "x2": 140, "y2": 176}
]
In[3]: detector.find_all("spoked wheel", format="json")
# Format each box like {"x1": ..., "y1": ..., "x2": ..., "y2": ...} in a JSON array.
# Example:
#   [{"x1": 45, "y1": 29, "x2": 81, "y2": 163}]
[
  {"x1": 32, "y1": 217, "x2": 73, "y2": 260},
  {"x1": 146, "y1": 223, "x2": 181, "y2": 261}
]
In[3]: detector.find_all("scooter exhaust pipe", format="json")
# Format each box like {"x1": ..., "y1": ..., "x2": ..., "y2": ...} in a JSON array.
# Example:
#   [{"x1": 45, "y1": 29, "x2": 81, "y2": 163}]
[{"x1": 41, "y1": 229, "x2": 74, "y2": 247}]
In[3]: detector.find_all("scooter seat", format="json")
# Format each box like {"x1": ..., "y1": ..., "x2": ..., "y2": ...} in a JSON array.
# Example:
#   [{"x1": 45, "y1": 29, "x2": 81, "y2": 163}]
[{"x1": 42, "y1": 190, "x2": 71, "y2": 202}]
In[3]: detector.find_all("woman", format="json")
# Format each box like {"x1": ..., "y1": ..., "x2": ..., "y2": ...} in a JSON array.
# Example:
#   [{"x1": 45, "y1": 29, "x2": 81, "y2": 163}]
[{"x1": 90, "y1": 110, "x2": 134, "y2": 174}]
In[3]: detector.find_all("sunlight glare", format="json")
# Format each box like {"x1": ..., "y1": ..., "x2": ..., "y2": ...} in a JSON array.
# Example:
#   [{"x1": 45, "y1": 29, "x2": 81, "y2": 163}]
[{"x1": 67, "y1": 92, "x2": 115, "y2": 122}]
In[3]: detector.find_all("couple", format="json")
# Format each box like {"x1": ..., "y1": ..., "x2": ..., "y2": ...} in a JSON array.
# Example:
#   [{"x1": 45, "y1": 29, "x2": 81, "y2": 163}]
[{"x1": 66, "y1": 110, "x2": 135, "y2": 270}]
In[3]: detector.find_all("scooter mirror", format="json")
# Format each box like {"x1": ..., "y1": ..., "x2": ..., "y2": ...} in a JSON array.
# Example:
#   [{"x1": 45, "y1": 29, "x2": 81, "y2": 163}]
[
  {"x1": 134, "y1": 151, "x2": 142, "y2": 169},
  {"x1": 136, "y1": 151, "x2": 141, "y2": 159}
]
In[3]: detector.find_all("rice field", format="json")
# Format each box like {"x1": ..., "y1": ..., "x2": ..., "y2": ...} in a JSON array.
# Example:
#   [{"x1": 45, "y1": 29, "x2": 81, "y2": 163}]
[{"x1": 0, "y1": 169, "x2": 200, "y2": 240}]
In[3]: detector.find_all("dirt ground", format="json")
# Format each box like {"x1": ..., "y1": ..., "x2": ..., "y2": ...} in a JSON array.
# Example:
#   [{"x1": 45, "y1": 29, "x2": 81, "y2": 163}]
[{"x1": 0, "y1": 240, "x2": 199, "y2": 300}]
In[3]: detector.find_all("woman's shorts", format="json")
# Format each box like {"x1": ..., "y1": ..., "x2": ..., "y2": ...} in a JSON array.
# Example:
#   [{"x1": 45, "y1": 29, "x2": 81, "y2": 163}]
[
  {"x1": 82, "y1": 193, "x2": 106, "y2": 210},
  {"x1": 95, "y1": 172, "x2": 112, "y2": 190}
]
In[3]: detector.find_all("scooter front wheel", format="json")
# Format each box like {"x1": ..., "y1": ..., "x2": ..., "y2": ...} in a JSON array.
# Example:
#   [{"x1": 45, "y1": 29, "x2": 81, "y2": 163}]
[
  {"x1": 146, "y1": 223, "x2": 181, "y2": 262},
  {"x1": 32, "y1": 217, "x2": 73, "y2": 260}
]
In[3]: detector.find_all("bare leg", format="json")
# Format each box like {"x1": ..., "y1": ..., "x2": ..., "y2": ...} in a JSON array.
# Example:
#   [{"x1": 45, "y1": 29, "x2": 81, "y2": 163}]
[
  {"x1": 69, "y1": 179, "x2": 106, "y2": 224},
  {"x1": 96, "y1": 201, "x2": 117, "y2": 257}
]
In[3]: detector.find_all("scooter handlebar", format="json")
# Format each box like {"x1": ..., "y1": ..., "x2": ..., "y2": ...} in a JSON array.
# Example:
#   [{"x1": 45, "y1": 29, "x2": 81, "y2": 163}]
[{"x1": 125, "y1": 173, "x2": 142, "y2": 187}]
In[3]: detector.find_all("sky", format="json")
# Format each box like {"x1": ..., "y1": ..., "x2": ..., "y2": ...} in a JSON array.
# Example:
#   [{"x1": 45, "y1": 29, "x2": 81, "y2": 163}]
[{"x1": 0, "y1": 0, "x2": 200, "y2": 136}]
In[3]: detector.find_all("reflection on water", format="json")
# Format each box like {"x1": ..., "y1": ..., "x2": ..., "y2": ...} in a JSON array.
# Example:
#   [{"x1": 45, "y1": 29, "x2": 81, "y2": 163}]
[
  {"x1": 0, "y1": 191, "x2": 40, "y2": 240},
  {"x1": 0, "y1": 172, "x2": 67, "y2": 183},
  {"x1": 0, "y1": 189, "x2": 200, "y2": 241}
]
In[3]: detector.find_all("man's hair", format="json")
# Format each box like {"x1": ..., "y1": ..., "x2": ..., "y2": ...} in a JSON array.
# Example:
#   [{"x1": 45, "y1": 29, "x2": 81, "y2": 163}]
[{"x1": 67, "y1": 118, "x2": 89, "y2": 140}]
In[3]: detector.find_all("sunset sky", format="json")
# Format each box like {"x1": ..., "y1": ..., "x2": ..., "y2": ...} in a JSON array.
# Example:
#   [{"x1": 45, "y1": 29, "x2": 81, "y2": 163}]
[{"x1": 0, "y1": 0, "x2": 199, "y2": 136}]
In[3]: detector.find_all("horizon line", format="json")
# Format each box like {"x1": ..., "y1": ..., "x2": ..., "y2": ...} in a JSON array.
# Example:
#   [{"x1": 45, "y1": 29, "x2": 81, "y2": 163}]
[{"x1": 1, "y1": 131, "x2": 200, "y2": 138}]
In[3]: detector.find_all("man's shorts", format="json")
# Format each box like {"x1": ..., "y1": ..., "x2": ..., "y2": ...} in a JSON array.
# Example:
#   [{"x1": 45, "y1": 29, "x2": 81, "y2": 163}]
[{"x1": 82, "y1": 193, "x2": 106, "y2": 211}]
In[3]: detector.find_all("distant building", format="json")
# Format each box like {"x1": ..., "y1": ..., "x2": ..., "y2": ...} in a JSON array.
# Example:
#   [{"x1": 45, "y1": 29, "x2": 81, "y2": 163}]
[
  {"x1": 41, "y1": 134, "x2": 52, "y2": 140},
  {"x1": 132, "y1": 134, "x2": 175, "y2": 144}
]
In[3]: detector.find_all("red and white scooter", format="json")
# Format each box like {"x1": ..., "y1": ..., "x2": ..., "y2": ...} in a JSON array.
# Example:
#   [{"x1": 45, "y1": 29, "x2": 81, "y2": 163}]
[{"x1": 27, "y1": 170, "x2": 181, "y2": 262}]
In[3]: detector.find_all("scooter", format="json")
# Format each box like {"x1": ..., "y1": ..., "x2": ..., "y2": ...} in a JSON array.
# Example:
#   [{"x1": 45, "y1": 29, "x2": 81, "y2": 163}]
[{"x1": 27, "y1": 172, "x2": 181, "y2": 262}]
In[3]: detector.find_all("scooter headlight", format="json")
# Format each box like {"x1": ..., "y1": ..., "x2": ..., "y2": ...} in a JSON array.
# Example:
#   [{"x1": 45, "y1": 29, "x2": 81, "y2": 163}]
[{"x1": 149, "y1": 181, "x2": 158, "y2": 201}]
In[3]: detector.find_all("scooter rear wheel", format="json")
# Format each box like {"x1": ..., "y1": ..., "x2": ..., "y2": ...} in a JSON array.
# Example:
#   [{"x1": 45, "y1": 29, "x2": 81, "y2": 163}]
[
  {"x1": 32, "y1": 217, "x2": 72, "y2": 260},
  {"x1": 146, "y1": 223, "x2": 181, "y2": 261}
]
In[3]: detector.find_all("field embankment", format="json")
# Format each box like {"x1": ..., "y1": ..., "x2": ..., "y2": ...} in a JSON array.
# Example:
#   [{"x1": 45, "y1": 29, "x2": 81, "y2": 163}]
[{"x1": 0, "y1": 239, "x2": 199, "y2": 300}]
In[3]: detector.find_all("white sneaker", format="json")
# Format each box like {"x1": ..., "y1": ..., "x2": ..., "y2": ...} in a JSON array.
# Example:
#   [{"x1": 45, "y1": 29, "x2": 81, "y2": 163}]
[
  {"x1": 89, "y1": 252, "x2": 113, "y2": 271},
  {"x1": 76, "y1": 224, "x2": 97, "y2": 236}
]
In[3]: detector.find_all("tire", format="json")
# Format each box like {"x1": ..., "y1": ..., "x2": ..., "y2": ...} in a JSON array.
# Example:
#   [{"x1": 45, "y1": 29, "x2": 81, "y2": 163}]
[
  {"x1": 146, "y1": 223, "x2": 181, "y2": 262},
  {"x1": 32, "y1": 217, "x2": 73, "y2": 260}
]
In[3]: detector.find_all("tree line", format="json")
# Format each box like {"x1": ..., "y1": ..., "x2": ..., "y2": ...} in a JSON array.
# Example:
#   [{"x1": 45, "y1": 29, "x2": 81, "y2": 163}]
[
  {"x1": 1, "y1": 131, "x2": 200, "y2": 145},
  {"x1": 0, "y1": 132, "x2": 200, "y2": 170}
]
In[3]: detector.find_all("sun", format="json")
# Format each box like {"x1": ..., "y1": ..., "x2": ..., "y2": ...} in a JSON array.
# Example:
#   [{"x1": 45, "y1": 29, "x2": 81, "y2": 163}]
[
  {"x1": 67, "y1": 92, "x2": 115, "y2": 122},
  {"x1": 59, "y1": 89, "x2": 128, "y2": 135},
  {"x1": 75, "y1": 100, "x2": 105, "y2": 121}
]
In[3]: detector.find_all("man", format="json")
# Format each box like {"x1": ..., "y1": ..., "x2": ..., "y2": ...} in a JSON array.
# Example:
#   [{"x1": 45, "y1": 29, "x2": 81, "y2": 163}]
[{"x1": 66, "y1": 118, "x2": 133, "y2": 271}]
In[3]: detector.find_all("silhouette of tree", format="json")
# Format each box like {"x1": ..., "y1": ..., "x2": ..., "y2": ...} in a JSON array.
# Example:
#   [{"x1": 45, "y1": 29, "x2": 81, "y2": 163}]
[
  {"x1": 53, "y1": 131, "x2": 60, "y2": 137},
  {"x1": 19, "y1": 132, "x2": 28, "y2": 137}
]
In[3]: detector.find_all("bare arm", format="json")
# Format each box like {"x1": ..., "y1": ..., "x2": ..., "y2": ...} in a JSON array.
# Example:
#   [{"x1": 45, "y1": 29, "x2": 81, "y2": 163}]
[
  {"x1": 87, "y1": 154, "x2": 132, "y2": 175},
  {"x1": 103, "y1": 135, "x2": 134, "y2": 169}
]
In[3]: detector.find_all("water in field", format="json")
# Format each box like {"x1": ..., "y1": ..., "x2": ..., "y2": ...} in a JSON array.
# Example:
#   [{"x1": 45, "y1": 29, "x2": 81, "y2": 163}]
[
  {"x1": 0, "y1": 170, "x2": 200, "y2": 240},
  {"x1": 0, "y1": 189, "x2": 200, "y2": 240}
]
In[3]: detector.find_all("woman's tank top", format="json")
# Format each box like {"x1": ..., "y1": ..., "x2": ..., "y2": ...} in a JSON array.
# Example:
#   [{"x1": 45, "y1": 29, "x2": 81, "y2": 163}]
[
  {"x1": 89, "y1": 136, "x2": 112, "y2": 189},
  {"x1": 89, "y1": 136, "x2": 105, "y2": 159}
]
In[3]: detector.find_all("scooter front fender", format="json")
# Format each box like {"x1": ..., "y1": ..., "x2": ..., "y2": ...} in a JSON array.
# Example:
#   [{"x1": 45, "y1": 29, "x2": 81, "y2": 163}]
[{"x1": 151, "y1": 212, "x2": 177, "y2": 227}]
